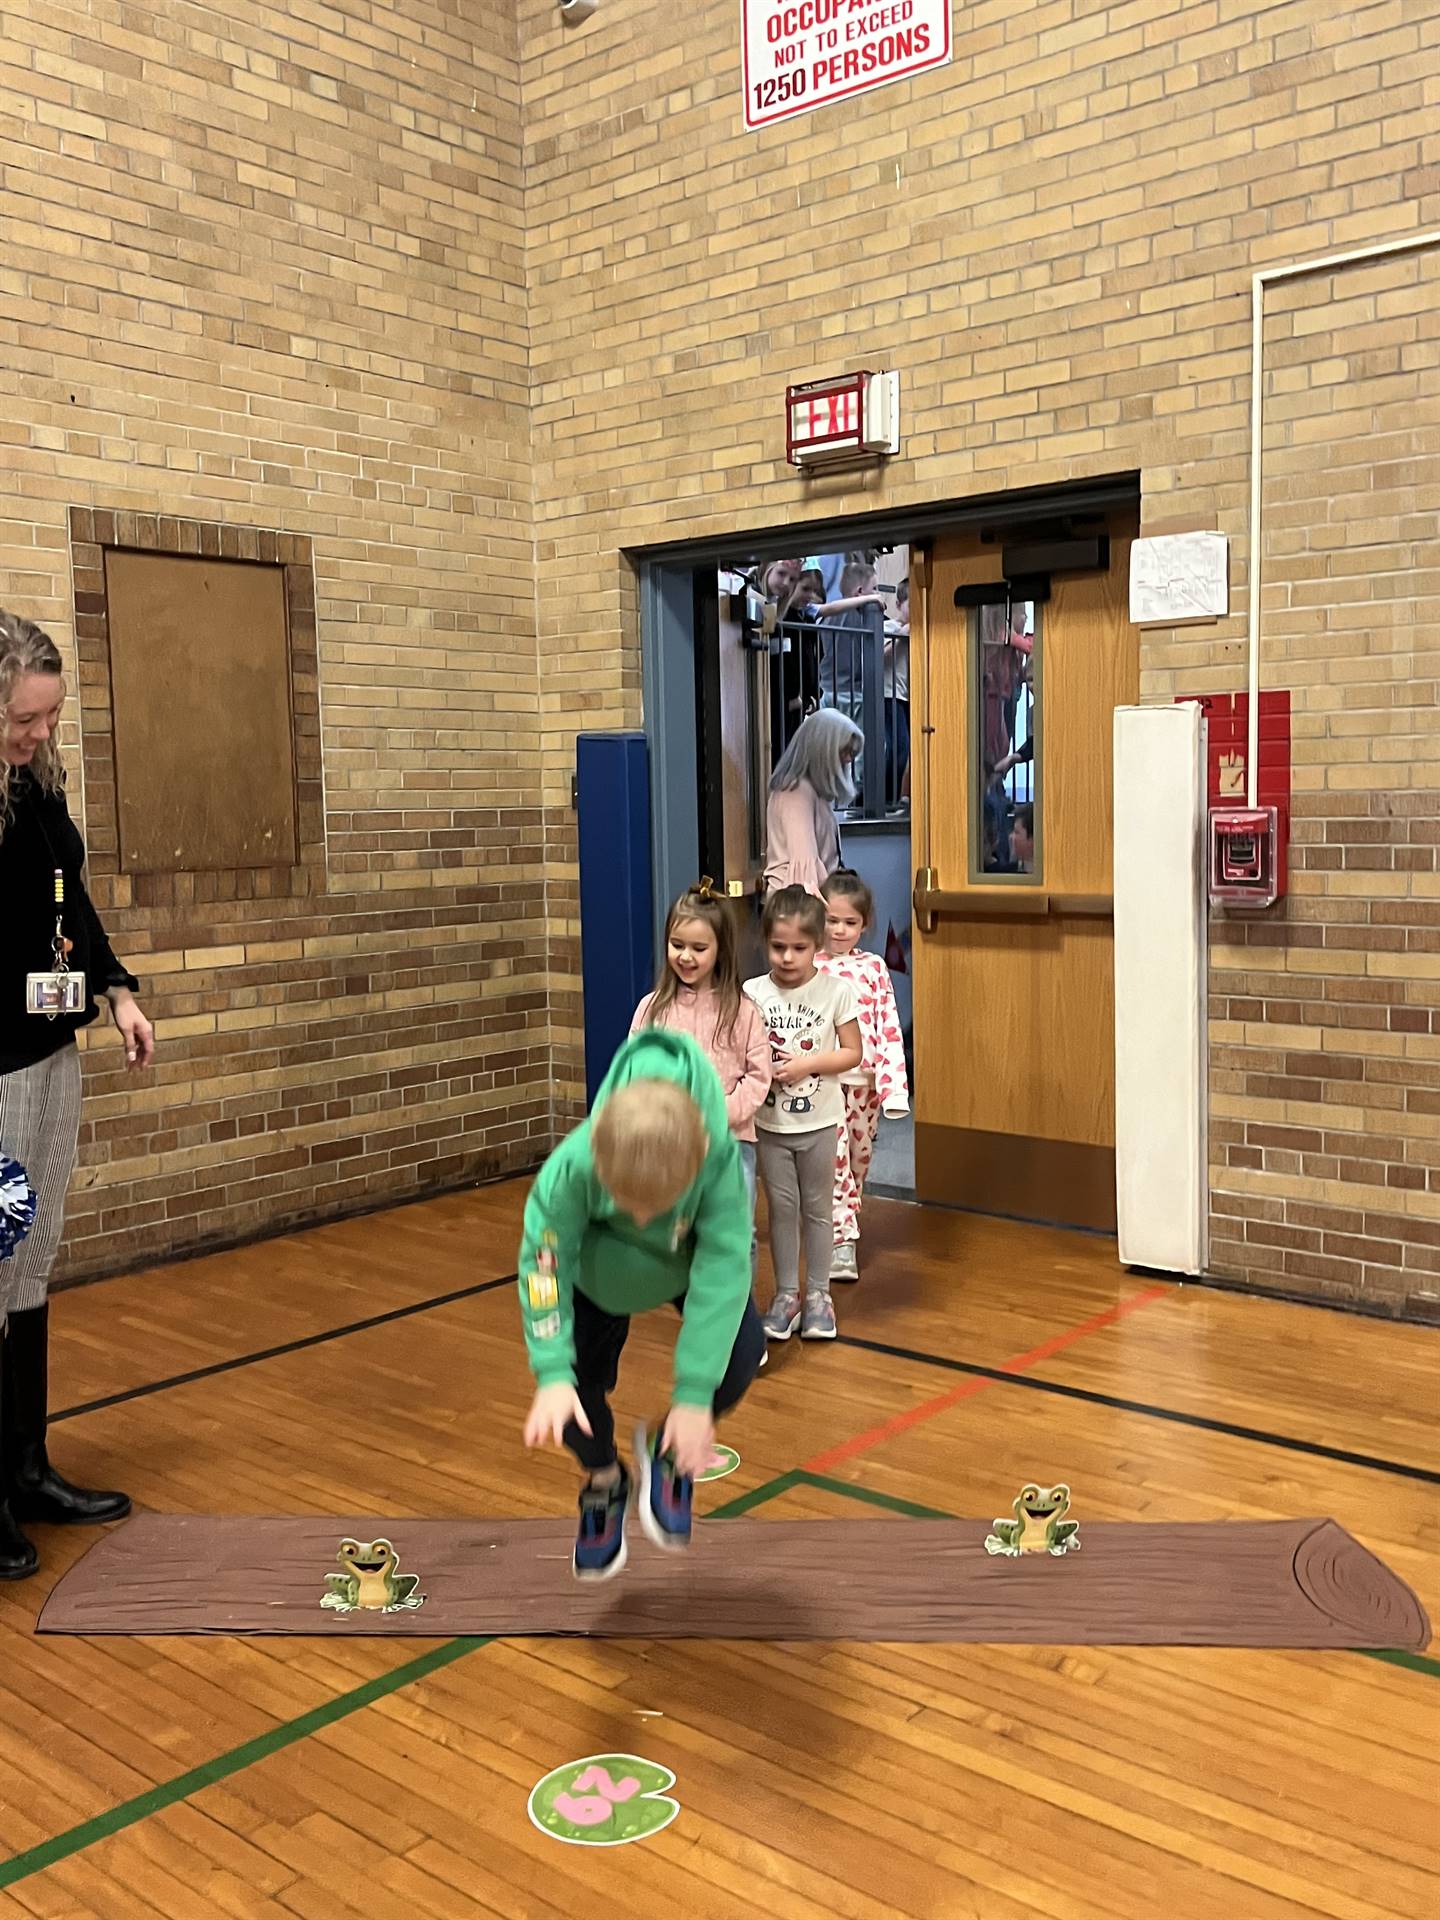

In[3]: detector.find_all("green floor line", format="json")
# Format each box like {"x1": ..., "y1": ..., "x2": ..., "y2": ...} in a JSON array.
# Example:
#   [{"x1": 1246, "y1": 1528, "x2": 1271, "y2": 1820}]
[
  {"x1": 0, "y1": 1469, "x2": 796, "y2": 1891},
  {"x1": 710, "y1": 1467, "x2": 804, "y2": 1515},
  {"x1": 1357, "y1": 1646, "x2": 1440, "y2": 1680},
  {"x1": 0, "y1": 1634, "x2": 491, "y2": 1890},
  {"x1": 795, "y1": 1469, "x2": 952, "y2": 1520}
]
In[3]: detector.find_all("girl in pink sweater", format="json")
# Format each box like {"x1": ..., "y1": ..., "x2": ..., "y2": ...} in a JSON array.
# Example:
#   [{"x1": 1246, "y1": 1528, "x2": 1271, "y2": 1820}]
[{"x1": 631, "y1": 885, "x2": 772, "y2": 1228}]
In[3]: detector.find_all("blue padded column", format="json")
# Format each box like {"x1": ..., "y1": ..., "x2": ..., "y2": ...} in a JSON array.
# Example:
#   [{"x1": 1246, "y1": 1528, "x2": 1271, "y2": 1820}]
[{"x1": 576, "y1": 730, "x2": 654, "y2": 1109}]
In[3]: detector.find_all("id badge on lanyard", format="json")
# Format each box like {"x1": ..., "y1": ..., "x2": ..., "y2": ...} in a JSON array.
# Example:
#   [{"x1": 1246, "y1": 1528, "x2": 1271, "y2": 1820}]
[{"x1": 26, "y1": 866, "x2": 84, "y2": 1018}]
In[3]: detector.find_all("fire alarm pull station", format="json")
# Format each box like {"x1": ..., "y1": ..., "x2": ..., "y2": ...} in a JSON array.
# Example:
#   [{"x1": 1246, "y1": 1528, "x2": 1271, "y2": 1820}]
[{"x1": 1209, "y1": 806, "x2": 1279, "y2": 909}]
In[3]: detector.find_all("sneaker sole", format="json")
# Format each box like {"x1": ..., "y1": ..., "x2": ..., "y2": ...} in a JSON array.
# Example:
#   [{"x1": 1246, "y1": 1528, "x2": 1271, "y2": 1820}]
[
  {"x1": 634, "y1": 1421, "x2": 689, "y2": 1553},
  {"x1": 573, "y1": 1532, "x2": 628, "y2": 1582},
  {"x1": 763, "y1": 1313, "x2": 801, "y2": 1341},
  {"x1": 572, "y1": 1478, "x2": 631, "y2": 1583},
  {"x1": 801, "y1": 1321, "x2": 838, "y2": 1339}
]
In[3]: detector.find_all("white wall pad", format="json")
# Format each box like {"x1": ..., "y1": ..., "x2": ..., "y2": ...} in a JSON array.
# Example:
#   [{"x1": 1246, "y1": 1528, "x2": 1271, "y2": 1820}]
[{"x1": 1113, "y1": 703, "x2": 1208, "y2": 1276}]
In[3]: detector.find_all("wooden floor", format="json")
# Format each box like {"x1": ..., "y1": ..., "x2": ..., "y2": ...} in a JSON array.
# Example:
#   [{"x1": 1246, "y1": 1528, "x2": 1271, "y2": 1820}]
[{"x1": 2, "y1": 1180, "x2": 1437, "y2": 1918}]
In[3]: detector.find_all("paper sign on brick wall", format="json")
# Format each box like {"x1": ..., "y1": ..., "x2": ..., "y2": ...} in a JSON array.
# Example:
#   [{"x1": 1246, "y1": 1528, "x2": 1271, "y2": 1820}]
[
  {"x1": 742, "y1": 0, "x2": 953, "y2": 131},
  {"x1": 1129, "y1": 532, "x2": 1230, "y2": 624}
]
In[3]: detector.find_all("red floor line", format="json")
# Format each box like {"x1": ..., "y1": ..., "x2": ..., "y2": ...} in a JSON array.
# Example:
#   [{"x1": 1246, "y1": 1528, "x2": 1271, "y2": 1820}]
[{"x1": 801, "y1": 1282, "x2": 1170, "y2": 1475}]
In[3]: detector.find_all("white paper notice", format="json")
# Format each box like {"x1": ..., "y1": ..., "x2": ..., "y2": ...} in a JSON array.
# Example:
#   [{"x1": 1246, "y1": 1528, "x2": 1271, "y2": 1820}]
[
  {"x1": 1129, "y1": 533, "x2": 1231, "y2": 624},
  {"x1": 742, "y1": 0, "x2": 953, "y2": 131}
]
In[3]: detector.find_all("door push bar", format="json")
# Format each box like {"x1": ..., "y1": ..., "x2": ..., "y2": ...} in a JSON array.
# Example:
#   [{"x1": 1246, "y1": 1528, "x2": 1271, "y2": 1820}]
[{"x1": 913, "y1": 867, "x2": 1113, "y2": 934}]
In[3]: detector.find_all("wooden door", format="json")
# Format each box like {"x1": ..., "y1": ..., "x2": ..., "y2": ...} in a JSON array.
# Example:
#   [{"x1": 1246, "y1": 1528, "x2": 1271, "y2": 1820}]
[
  {"x1": 910, "y1": 521, "x2": 1139, "y2": 1230},
  {"x1": 698, "y1": 580, "x2": 769, "y2": 898}
]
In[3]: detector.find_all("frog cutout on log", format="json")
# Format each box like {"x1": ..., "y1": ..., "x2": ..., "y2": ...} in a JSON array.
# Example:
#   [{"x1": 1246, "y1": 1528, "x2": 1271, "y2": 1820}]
[
  {"x1": 321, "y1": 1537, "x2": 425, "y2": 1612},
  {"x1": 984, "y1": 1483, "x2": 1080, "y2": 1558}
]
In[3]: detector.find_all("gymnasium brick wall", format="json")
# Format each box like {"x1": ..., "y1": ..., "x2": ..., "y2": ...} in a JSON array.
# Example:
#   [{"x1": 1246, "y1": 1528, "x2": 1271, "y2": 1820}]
[
  {"x1": 5, "y1": 0, "x2": 1436, "y2": 1310},
  {"x1": 1207, "y1": 252, "x2": 1440, "y2": 1315},
  {"x1": 1, "y1": 0, "x2": 547, "y2": 1278},
  {"x1": 517, "y1": 0, "x2": 1439, "y2": 1310}
]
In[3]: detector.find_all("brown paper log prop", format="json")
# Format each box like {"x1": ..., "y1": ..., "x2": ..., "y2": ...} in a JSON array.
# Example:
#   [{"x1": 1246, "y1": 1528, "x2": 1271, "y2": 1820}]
[{"x1": 36, "y1": 1513, "x2": 1429, "y2": 1649}]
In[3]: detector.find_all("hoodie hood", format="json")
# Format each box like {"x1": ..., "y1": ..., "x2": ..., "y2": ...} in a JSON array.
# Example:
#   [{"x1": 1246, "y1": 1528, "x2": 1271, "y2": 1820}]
[{"x1": 593, "y1": 1029, "x2": 730, "y2": 1150}]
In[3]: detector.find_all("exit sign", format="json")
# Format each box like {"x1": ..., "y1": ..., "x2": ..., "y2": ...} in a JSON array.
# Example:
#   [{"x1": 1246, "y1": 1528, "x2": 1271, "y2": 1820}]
[{"x1": 786, "y1": 370, "x2": 900, "y2": 466}]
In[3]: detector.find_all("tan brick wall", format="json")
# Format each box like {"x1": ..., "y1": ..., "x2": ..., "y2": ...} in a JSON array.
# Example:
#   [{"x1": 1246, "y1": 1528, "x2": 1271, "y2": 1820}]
[
  {"x1": 6, "y1": 0, "x2": 1436, "y2": 1305},
  {"x1": 1, "y1": 0, "x2": 546, "y2": 1278},
  {"x1": 517, "y1": 0, "x2": 1440, "y2": 1307},
  {"x1": 1208, "y1": 251, "x2": 1440, "y2": 1314}
]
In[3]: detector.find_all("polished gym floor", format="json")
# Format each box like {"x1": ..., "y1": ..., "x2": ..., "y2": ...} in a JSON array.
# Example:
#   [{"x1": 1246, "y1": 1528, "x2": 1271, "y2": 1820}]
[{"x1": 0, "y1": 1180, "x2": 1435, "y2": 1918}]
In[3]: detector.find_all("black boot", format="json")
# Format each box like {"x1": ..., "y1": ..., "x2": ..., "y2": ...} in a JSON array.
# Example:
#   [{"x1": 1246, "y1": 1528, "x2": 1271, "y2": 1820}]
[
  {"x1": 0, "y1": 1364, "x2": 39, "y2": 1578},
  {"x1": 3, "y1": 1303, "x2": 131, "y2": 1525}
]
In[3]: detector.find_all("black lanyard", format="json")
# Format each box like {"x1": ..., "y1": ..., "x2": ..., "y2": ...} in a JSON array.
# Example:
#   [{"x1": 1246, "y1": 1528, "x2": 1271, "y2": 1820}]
[{"x1": 21, "y1": 785, "x2": 72, "y2": 978}]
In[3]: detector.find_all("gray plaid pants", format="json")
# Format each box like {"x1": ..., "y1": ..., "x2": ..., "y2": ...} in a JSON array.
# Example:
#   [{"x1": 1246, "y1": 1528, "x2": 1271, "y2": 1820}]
[{"x1": 0, "y1": 1044, "x2": 83, "y2": 1318}]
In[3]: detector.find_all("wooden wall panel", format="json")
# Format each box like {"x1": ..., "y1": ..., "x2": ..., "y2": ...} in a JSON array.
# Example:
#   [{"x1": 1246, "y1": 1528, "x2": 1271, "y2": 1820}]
[{"x1": 105, "y1": 550, "x2": 298, "y2": 873}]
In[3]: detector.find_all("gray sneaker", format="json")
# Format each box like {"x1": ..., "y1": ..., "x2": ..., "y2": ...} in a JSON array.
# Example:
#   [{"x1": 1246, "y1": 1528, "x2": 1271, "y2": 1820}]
[
  {"x1": 801, "y1": 1291, "x2": 837, "y2": 1340},
  {"x1": 762, "y1": 1291, "x2": 802, "y2": 1340},
  {"x1": 831, "y1": 1243, "x2": 859, "y2": 1282}
]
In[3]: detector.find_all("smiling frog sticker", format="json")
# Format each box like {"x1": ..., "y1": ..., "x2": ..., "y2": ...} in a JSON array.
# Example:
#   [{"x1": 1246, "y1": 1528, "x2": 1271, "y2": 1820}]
[
  {"x1": 320, "y1": 1537, "x2": 425, "y2": 1613},
  {"x1": 984, "y1": 1483, "x2": 1081, "y2": 1558}
]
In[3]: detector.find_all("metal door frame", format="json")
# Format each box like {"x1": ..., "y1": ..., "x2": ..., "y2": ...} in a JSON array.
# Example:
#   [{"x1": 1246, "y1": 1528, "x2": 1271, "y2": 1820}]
[{"x1": 634, "y1": 473, "x2": 1141, "y2": 956}]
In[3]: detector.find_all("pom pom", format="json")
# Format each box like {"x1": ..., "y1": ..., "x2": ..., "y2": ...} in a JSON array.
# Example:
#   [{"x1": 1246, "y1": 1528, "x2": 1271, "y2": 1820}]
[{"x1": 0, "y1": 1157, "x2": 37, "y2": 1263}]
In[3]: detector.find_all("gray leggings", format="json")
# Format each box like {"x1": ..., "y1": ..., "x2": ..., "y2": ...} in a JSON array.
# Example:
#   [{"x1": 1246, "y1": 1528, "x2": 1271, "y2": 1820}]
[{"x1": 756, "y1": 1125, "x2": 836, "y2": 1297}]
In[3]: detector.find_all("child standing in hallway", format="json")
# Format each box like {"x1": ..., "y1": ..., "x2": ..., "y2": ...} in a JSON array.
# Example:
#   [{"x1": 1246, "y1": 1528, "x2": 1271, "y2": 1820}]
[
  {"x1": 746, "y1": 886, "x2": 863, "y2": 1342},
  {"x1": 817, "y1": 871, "x2": 910, "y2": 1282},
  {"x1": 631, "y1": 883, "x2": 771, "y2": 1234}
]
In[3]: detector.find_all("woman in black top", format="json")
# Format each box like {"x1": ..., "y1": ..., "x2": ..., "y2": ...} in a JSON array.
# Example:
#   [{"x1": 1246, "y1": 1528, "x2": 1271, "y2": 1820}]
[{"x1": 0, "y1": 610, "x2": 155, "y2": 1579}]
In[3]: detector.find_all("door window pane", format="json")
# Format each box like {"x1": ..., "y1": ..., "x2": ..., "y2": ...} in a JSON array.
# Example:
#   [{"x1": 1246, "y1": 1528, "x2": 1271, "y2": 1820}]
[{"x1": 973, "y1": 599, "x2": 1039, "y2": 878}]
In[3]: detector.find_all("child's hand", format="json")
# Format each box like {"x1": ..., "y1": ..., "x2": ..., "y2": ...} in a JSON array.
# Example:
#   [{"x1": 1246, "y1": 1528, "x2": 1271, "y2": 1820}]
[
  {"x1": 523, "y1": 1384, "x2": 591, "y2": 1449},
  {"x1": 774, "y1": 1057, "x2": 811, "y2": 1088},
  {"x1": 661, "y1": 1403, "x2": 715, "y2": 1479}
]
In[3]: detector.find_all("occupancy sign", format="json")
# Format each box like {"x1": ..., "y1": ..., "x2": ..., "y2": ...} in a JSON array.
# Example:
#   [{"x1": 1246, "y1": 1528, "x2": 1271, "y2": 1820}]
[{"x1": 743, "y1": 0, "x2": 952, "y2": 130}]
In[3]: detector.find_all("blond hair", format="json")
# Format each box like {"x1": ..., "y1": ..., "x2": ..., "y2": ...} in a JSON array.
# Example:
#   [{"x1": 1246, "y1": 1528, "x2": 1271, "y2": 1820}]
[
  {"x1": 0, "y1": 610, "x2": 65, "y2": 835},
  {"x1": 592, "y1": 1081, "x2": 707, "y2": 1219}
]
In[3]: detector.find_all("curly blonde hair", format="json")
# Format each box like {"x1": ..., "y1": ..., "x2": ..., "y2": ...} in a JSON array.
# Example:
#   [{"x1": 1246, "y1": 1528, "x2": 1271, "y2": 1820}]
[{"x1": 0, "y1": 610, "x2": 66, "y2": 835}]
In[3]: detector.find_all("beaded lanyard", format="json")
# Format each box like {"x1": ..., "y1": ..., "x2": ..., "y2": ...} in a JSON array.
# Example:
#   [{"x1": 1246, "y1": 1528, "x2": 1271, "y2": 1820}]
[
  {"x1": 44, "y1": 866, "x2": 70, "y2": 1021},
  {"x1": 27, "y1": 792, "x2": 76, "y2": 1022}
]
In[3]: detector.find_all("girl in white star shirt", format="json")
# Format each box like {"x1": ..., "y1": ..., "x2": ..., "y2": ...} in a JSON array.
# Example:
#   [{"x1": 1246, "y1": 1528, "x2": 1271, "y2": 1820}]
[
  {"x1": 745, "y1": 887, "x2": 862, "y2": 1342},
  {"x1": 817, "y1": 870, "x2": 910, "y2": 1281}
]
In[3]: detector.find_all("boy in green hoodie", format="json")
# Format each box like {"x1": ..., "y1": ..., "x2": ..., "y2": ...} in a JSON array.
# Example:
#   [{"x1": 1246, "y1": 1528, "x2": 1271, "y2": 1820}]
[{"x1": 518, "y1": 1030, "x2": 764, "y2": 1580}]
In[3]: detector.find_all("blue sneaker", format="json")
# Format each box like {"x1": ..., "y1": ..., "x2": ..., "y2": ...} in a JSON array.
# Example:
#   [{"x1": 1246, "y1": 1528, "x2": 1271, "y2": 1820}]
[
  {"x1": 635, "y1": 1422, "x2": 692, "y2": 1552},
  {"x1": 573, "y1": 1466, "x2": 630, "y2": 1582}
]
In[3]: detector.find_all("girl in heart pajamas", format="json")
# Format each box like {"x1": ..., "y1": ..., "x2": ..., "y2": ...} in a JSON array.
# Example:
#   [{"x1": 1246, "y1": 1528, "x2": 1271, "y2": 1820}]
[{"x1": 817, "y1": 872, "x2": 910, "y2": 1272}]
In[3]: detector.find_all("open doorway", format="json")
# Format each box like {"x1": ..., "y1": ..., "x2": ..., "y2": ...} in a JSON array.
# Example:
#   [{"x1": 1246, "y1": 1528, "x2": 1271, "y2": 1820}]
[
  {"x1": 703, "y1": 540, "x2": 916, "y2": 1195},
  {"x1": 636, "y1": 473, "x2": 1142, "y2": 1232}
]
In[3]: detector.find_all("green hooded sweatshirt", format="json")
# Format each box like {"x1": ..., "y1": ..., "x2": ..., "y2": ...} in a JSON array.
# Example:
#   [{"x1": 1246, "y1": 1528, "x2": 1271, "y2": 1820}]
[{"x1": 517, "y1": 1030, "x2": 751, "y2": 1409}]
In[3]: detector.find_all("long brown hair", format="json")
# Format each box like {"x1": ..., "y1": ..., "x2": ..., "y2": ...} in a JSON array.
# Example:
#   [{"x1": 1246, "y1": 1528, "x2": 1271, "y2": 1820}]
[
  {"x1": 822, "y1": 867, "x2": 874, "y2": 927},
  {"x1": 643, "y1": 886, "x2": 746, "y2": 1049},
  {"x1": 0, "y1": 609, "x2": 65, "y2": 836}
]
